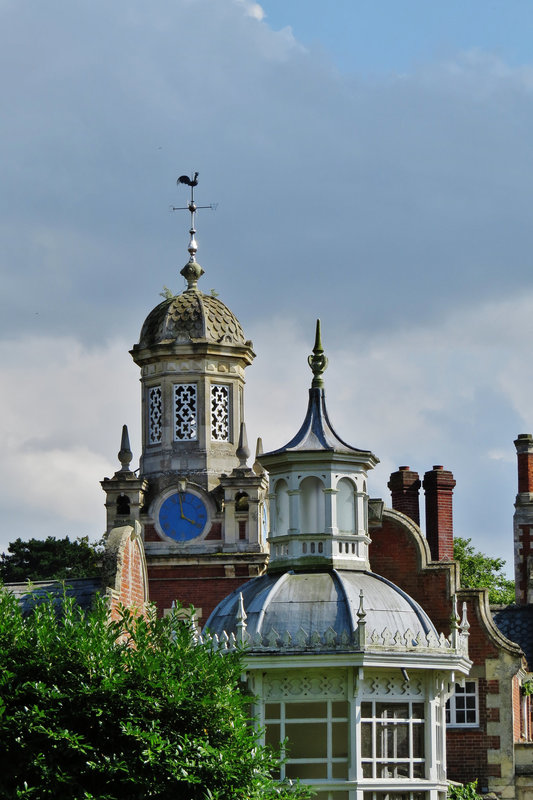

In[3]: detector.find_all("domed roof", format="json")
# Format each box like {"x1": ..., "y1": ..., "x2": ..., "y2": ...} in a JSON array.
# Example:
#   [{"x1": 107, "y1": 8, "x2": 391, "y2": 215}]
[
  {"x1": 205, "y1": 569, "x2": 437, "y2": 643},
  {"x1": 137, "y1": 290, "x2": 247, "y2": 349}
]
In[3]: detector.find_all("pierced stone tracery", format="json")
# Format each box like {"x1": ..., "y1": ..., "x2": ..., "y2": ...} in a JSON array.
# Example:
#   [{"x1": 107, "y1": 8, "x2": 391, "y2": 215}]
[
  {"x1": 148, "y1": 386, "x2": 162, "y2": 444},
  {"x1": 211, "y1": 384, "x2": 230, "y2": 441},
  {"x1": 174, "y1": 384, "x2": 198, "y2": 441}
]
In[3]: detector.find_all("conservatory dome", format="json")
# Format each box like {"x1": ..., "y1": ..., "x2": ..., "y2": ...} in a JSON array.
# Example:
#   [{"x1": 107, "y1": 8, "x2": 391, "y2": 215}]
[{"x1": 205, "y1": 569, "x2": 438, "y2": 644}]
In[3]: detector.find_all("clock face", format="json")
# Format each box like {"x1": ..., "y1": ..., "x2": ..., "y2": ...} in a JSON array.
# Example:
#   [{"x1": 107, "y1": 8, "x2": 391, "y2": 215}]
[{"x1": 158, "y1": 491, "x2": 208, "y2": 542}]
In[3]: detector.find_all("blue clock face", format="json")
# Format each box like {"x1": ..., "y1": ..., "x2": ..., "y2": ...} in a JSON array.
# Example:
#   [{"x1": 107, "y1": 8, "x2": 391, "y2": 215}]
[{"x1": 158, "y1": 491, "x2": 208, "y2": 542}]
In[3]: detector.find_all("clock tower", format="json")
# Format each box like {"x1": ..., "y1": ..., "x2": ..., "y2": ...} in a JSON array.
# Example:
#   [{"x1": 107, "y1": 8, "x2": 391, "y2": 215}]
[{"x1": 102, "y1": 175, "x2": 268, "y2": 620}]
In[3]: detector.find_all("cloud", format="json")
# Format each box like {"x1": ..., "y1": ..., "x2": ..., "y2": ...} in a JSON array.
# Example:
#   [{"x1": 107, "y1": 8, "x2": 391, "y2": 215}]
[
  {"x1": 0, "y1": 0, "x2": 531, "y2": 578},
  {"x1": 0, "y1": 337, "x2": 139, "y2": 548}
]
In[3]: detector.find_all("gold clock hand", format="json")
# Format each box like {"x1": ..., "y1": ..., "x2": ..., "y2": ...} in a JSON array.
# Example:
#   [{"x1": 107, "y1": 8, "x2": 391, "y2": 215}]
[{"x1": 178, "y1": 493, "x2": 186, "y2": 520}]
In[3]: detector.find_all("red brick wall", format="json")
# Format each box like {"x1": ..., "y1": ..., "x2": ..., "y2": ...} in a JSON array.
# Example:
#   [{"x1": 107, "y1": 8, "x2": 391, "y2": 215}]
[
  {"x1": 370, "y1": 516, "x2": 452, "y2": 633},
  {"x1": 105, "y1": 527, "x2": 149, "y2": 622},
  {"x1": 148, "y1": 563, "x2": 252, "y2": 624},
  {"x1": 446, "y1": 679, "x2": 495, "y2": 786},
  {"x1": 370, "y1": 513, "x2": 505, "y2": 787}
]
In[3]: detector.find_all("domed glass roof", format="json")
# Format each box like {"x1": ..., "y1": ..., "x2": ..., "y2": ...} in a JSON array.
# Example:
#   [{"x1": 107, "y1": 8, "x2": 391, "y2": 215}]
[
  {"x1": 137, "y1": 291, "x2": 247, "y2": 349},
  {"x1": 205, "y1": 569, "x2": 437, "y2": 642}
]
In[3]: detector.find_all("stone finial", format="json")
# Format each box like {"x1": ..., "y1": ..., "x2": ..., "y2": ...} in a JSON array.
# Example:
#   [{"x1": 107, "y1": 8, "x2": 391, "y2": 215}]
[
  {"x1": 253, "y1": 437, "x2": 265, "y2": 476},
  {"x1": 116, "y1": 424, "x2": 133, "y2": 475},
  {"x1": 236, "y1": 422, "x2": 250, "y2": 467},
  {"x1": 356, "y1": 589, "x2": 367, "y2": 649},
  {"x1": 236, "y1": 593, "x2": 248, "y2": 645},
  {"x1": 308, "y1": 318, "x2": 328, "y2": 388},
  {"x1": 180, "y1": 259, "x2": 205, "y2": 292}
]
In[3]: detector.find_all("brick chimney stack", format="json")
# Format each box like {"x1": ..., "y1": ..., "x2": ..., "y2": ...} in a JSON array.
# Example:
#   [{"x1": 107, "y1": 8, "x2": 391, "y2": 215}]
[
  {"x1": 423, "y1": 465, "x2": 456, "y2": 561},
  {"x1": 513, "y1": 434, "x2": 533, "y2": 605},
  {"x1": 388, "y1": 466, "x2": 421, "y2": 526}
]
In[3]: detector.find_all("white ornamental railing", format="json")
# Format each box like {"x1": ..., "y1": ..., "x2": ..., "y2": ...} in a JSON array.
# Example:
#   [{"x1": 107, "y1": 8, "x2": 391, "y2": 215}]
[{"x1": 184, "y1": 591, "x2": 470, "y2": 658}]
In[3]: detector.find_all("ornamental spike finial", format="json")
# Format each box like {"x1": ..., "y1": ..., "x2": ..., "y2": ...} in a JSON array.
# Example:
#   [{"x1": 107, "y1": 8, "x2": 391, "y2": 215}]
[
  {"x1": 236, "y1": 592, "x2": 248, "y2": 646},
  {"x1": 236, "y1": 422, "x2": 250, "y2": 467},
  {"x1": 308, "y1": 318, "x2": 328, "y2": 388},
  {"x1": 173, "y1": 172, "x2": 217, "y2": 292}
]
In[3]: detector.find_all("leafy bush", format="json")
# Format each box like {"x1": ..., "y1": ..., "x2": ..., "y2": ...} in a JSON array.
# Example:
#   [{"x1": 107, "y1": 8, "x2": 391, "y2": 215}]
[
  {"x1": 448, "y1": 780, "x2": 483, "y2": 800},
  {"x1": 0, "y1": 587, "x2": 311, "y2": 799}
]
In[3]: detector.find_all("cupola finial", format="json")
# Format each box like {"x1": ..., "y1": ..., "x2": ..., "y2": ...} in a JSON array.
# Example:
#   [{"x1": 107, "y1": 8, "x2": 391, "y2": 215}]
[
  {"x1": 116, "y1": 424, "x2": 133, "y2": 475},
  {"x1": 308, "y1": 319, "x2": 328, "y2": 388},
  {"x1": 173, "y1": 172, "x2": 217, "y2": 292}
]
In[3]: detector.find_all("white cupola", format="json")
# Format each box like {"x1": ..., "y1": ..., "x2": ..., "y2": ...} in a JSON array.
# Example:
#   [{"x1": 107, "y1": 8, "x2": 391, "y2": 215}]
[{"x1": 258, "y1": 320, "x2": 379, "y2": 573}]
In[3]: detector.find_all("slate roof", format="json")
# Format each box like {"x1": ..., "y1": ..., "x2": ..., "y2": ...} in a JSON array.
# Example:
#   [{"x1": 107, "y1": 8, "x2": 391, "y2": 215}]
[
  {"x1": 262, "y1": 387, "x2": 377, "y2": 460},
  {"x1": 492, "y1": 604, "x2": 533, "y2": 668},
  {"x1": 5, "y1": 578, "x2": 101, "y2": 615}
]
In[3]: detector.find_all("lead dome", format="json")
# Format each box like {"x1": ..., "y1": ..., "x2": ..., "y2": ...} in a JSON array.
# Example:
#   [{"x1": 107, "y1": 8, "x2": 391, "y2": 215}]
[{"x1": 205, "y1": 569, "x2": 438, "y2": 644}]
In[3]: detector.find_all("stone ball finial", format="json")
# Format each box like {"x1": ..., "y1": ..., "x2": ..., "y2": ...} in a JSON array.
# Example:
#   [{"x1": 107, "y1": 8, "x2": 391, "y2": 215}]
[{"x1": 180, "y1": 259, "x2": 205, "y2": 292}]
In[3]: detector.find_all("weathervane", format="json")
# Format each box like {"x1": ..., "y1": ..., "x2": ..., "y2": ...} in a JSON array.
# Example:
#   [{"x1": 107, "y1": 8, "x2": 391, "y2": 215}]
[{"x1": 172, "y1": 172, "x2": 217, "y2": 268}]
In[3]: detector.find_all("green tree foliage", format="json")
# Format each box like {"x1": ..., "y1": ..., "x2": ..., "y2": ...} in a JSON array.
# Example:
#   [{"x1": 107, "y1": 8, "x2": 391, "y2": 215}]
[
  {"x1": 448, "y1": 780, "x2": 483, "y2": 800},
  {"x1": 0, "y1": 589, "x2": 311, "y2": 800},
  {"x1": 0, "y1": 536, "x2": 103, "y2": 582},
  {"x1": 454, "y1": 536, "x2": 515, "y2": 605}
]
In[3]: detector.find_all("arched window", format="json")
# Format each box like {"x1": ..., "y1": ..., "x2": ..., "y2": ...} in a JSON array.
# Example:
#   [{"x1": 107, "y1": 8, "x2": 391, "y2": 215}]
[
  {"x1": 275, "y1": 480, "x2": 289, "y2": 535},
  {"x1": 300, "y1": 476, "x2": 325, "y2": 534},
  {"x1": 337, "y1": 478, "x2": 356, "y2": 534},
  {"x1": 117, "y1": 494, "x2": 130, "y2": 516},
  {"x1": 235, "y1": 491, "x2": 249, "y2": 512}
]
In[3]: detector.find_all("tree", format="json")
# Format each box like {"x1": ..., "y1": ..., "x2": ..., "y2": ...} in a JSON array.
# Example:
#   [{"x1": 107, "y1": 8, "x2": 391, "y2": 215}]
[
  {"x1": 0, "y1": 536, "x2": 103, "y2": 582},
  {"x1": 0, "y1": 589, "x2": 311, "y2": 800},
  {"x1": 454, "y1": 537, "x2": 515, "y2": 605}
]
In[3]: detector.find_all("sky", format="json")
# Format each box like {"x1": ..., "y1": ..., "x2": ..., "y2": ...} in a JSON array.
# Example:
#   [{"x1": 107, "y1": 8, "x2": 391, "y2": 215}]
[{"x1": 2, "y1": 0, "x2": 533, "y2": 577}]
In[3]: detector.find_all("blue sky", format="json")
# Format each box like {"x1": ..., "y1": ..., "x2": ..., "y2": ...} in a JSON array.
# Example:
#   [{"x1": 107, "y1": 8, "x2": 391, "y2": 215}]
[
  {"x1": 1, "y1": 0, "x2": 532, "y2": 578},
  {"x1": 261, "y1": 0, "x2": 533, "y2": 73}
]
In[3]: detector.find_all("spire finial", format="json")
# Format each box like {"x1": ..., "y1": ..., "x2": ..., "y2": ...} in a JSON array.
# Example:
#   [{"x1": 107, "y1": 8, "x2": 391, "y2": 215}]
[
  {"x1": 236, "y1": 422, "x2": 250, "y2": 467},
  {"x1": 307, "y1": 319, "x2": 328, "y2": 388},
  {"x1": 172, "y1": 172, "x2": 217, "y2": 292},
  {"x1": 117, "y1": 424, "x2": 133, "y2": 475}
]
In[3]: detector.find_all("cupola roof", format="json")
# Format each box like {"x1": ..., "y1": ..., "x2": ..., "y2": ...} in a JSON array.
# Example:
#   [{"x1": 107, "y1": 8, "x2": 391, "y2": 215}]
[
  {"x1": 136, "y1": 291, "x2": 247, "y2": 349},
  {"x1": 134, "y1": 173, "x2": 250, "y2": 353},
  {"x1": 260, "y1": 320, "x2": 377, "y2": 463}
]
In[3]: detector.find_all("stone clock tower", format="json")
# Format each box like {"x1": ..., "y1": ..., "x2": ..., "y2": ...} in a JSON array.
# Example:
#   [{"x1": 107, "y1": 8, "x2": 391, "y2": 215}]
[{"x1": 101, "y1": 176, "x2": 268, "y2": 620}]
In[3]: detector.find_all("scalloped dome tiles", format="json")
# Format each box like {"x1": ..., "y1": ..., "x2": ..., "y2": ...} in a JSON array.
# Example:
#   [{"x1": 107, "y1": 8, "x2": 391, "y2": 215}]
[{"x1": 138, "y1": 292, "x2": 247, "y2": 348}]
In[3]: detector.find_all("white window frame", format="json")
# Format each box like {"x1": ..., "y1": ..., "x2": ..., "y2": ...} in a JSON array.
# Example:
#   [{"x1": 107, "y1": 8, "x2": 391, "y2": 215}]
[
  {"x1": 446, "y1": 681, "x2": 479, "y2": 728},
  {"x1": 264, "y1": 698, "x2": 349, "y2": 782},
  {"x1": 360, "y1": 700, "x2": 426, "y2": 780}
]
